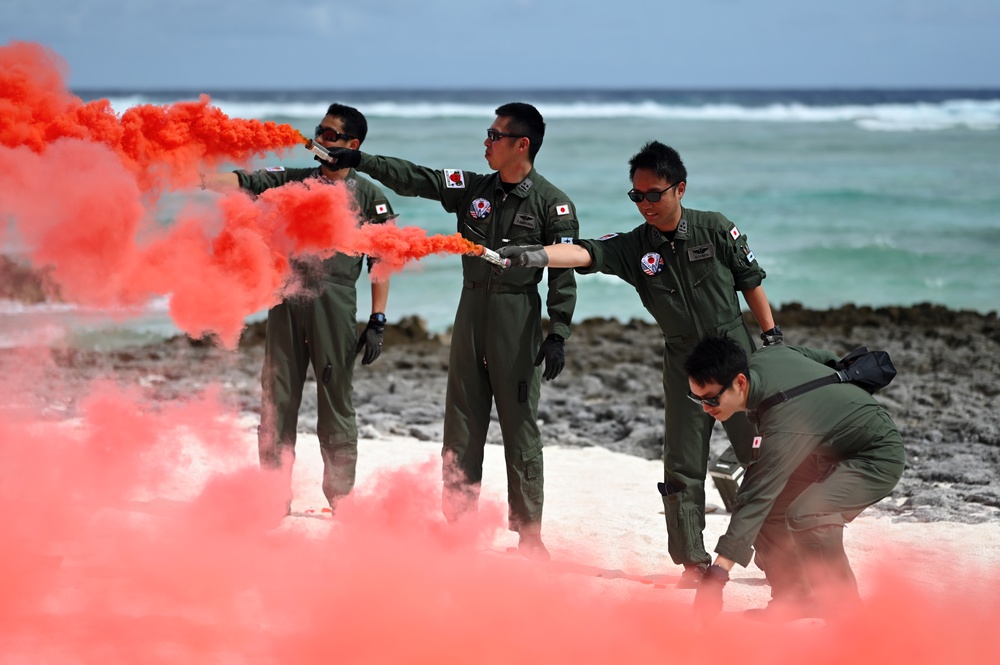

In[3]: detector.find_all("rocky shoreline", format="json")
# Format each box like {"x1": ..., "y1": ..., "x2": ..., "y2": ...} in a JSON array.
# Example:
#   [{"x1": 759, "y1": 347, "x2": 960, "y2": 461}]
[{"x1": 15, "y1": 302, "x2": 1000, "y2": 525}]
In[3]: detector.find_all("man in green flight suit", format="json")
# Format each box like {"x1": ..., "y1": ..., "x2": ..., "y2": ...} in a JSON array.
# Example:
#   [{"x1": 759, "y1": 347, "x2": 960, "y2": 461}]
[
  {"x1": 202, "y1": 103, "x2": 396, "y2": 512},
  {"x1": 320, "y1": 103, "x2": 578, "y2": 560},
  {"x1": 499, "y1": 141, "x2": 781, "y2": 584},
  {"x1": 685, "y1": 335, "x2": 905, "y2": 621}
]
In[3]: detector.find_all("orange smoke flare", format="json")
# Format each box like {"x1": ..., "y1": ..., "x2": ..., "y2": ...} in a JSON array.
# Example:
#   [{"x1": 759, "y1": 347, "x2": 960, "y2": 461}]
[{"x1": 0, "y1": 41, "x2": 303, "y2": 195}]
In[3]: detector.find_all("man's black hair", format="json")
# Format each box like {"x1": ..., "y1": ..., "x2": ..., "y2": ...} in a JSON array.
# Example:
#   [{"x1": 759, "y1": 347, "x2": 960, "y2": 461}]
[
  {"x1": 684, "y1": 334, "x2": 749, "y2": 387},
  {"x1": 495, "y1": 102, "x2": 545, "y2": 162},
  {"x1": 628, "y1": 140, "x2": 687, "y2": 185},
  {"x1": 325, "y1": 103, "x2": 368, "y2": 145}
]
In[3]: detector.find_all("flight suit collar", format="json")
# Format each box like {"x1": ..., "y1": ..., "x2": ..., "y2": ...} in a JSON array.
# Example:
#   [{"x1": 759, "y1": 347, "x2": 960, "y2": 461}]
[
  {"x1": 644, "y1": 212, "x2": 690, "y2": 248},
  {"x1": 492, "y1": 168, "x2": 537, "y2": 199}
]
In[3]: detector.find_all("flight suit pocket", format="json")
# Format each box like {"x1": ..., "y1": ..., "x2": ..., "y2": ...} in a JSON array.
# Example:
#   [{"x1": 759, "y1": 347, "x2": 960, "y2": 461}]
[{"x1": 522, "y1": 445, "x2": 543, "y2": 480}]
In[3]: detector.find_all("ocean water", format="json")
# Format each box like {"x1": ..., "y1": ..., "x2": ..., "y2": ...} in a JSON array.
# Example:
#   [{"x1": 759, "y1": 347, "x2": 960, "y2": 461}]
[{"x1": 3, "y1": 89, "x2": 999, "y2": 348}]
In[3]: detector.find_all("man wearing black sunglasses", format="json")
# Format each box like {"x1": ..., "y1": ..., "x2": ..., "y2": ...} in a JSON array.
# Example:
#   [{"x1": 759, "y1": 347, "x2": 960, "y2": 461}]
[
  {"x1": 499, "y1": 140, "x2": 780, "y2": 585},
  {"x1": 201, "y1": 103, "x2": 396, "y2": 514},
  {"x1": 684, "y1": 334, "x2": 904, "y2": 622},
  {"x1": 317, "y1": 102, "x2": 578, "y2": 561}
]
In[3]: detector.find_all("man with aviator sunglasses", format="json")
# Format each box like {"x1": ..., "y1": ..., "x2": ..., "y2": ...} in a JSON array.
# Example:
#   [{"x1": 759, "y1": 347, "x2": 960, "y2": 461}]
[
  {"x1": 499, "y1": 141, "x2": 781, "y2": 586},
  {"x1": 201, "y1": 103, "x2": 396, "y2": 514},
  {"x1": 316, "y1": 102, "x2": 579, "y2": 561},
  {"x1": 684, "y1": 334, "x2": 904, "y2": 622}
]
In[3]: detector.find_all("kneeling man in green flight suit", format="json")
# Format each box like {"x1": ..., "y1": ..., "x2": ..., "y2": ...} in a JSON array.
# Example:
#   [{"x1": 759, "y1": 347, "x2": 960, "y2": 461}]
[{"x1": 684, "y1": 334, "x2": 905, "y2": 622}]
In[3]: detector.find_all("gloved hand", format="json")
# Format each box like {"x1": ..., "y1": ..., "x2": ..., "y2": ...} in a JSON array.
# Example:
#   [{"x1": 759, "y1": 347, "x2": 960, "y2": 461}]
[
  {"x1": 534, "y1": 333, "x2": 565, "y2": 381},
  {"x1": 760, "y1": 325, "x2": 783, "y2": 346},
  {"x1": 694, "y1": 564, "x2": 729, "y2": 621},
  {"x1": 693, "y1": 564, "x2": 729, "y2": 621},
  {"x1": 498, "y1": 245, "x2": 549, "y2": 268},
  {"x1": 320, "y1": 147, "x2": 362, "y2": 170},
  {"x1": 355, "y1": 313, "x2": 385, "y2": 365}
]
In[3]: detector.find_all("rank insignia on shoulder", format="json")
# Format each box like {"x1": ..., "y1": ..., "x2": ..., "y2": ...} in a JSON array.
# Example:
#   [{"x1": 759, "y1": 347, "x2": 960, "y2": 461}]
[
  {"x1": 640, "y1": 252, "x2": 664, "y2": 276},
  {"x1": 729, "y1": 225, "x2": 740, "y2": 240},
  {"x1": 375, "y1": 203, "x2": 388, "y2": 215},
  {"x1": 266, "y1": 166, "x2": 285, "y2": 172},
  {"x1": 597, "y1": 233, "x2": 619, "y2": 241},
  {"x1": 444, "y1": 169, "x2": 466, "y2": 189},
  {"x1": 555, "y1": 203, "x2": 571, "y2": 215}
]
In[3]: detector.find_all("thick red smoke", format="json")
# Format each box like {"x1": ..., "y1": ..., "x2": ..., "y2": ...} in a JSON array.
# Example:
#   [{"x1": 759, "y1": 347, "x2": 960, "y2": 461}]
[{"x1": 0, "y1": 41, "x2": 478, "y2": 346}]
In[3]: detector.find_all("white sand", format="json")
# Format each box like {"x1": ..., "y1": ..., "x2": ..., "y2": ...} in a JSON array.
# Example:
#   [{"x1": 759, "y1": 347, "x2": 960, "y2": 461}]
[{"x1": 274, "y1": 424, "x2": 1000, "y2": 610}]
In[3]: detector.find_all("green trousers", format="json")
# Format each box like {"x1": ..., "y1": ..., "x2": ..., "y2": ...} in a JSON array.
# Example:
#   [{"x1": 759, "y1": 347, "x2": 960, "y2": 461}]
[
  {"x1": 258, "y1": 282, "x2": 360, "y2": 506},
  {"x1": 441, "y1": 285, "x2": 544, "y2": 531},
  {"x1": 659, "y1": 320, "x2": 759, "y2": 567}
]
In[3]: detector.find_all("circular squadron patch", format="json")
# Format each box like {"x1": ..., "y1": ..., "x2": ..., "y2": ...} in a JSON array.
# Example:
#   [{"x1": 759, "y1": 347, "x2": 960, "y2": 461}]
[
  {"x1": 469, "y1": 198, "x2": 492, "y2": 219},
  {"x1": 640, "y1": 252, "x2": 664, "y2": 276}
]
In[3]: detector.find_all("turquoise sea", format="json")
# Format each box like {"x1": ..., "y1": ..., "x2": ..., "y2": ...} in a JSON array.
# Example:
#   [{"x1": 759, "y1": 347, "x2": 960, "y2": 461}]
[{"x1": 3, "y1": 89, "x2": 999, "y2": 347}]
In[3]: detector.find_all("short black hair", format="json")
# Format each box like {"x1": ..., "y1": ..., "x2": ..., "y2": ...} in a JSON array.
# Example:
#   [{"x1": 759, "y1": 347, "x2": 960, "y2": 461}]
[
  {"x1": 495, "y1": 102, "x2": 545, "y2": 162},
  {"x1": 628, "y1": 140, "x2": 687, "y2": 185},
  {"x1": 684, "y1": 334, "x2": 749, "y2": 387},
  {"x1": 325, "y1": 103, "x2": 368, "y2": 145}
]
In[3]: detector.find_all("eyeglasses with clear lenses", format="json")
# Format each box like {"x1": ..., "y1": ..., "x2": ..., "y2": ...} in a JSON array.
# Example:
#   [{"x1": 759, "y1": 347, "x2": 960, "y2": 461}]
[
  {"x1": 314, "y1": 125, "x2": 355, "y2": 142},
  {"x1": 627, "y1": 181, "x2": 681, "y2": 203},
  {"x1": 486, "y1": 128, "x2": 527, "y2": 142},
  {"x1": 686, "y1": 381, "x2": 732, "y2": 408}
]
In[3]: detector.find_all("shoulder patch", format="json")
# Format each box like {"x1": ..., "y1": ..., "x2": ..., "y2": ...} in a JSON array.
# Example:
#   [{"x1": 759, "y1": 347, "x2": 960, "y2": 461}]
[
  {"x1": 597, "y1": 233, "x2": 619, "y2": 241},
  {"x1": 560, "y1": 237, "x2": 574, "y2": 244},
  {"x1": 266, "y1": 166, "x2": 285, "y2": 172},
  {"x1": 555, "y1": 203, "x2": 571, "y2": 215},
  {"x1": 743, "y1": 245, "x2": 756, "y2": 263},
  {"x1": 729, "y1": 225, "x2": 740, "y2": 240},
  {"x1": 375, "y1": 203, "x2": 388, "y2": 215},
  {"x1": 444, "y1": 169, "x2": 466, "y2": 189}
]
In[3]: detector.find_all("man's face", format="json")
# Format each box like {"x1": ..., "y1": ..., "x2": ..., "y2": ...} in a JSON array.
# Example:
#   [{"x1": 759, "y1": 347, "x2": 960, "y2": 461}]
[
  {"x1": 630, "y1": 167, "x2": 685, "y2": 230},
  {"x1": 484, "y1": 116, "x2": 526, "y2": 172},
  {"x1": 687, "y1": 377, "x2": 742, "y2": 422}
]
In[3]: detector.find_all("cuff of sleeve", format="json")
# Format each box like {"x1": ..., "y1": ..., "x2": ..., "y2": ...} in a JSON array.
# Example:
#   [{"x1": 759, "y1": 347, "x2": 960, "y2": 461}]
[
  {"x1": 549, "y1": 323, "x2": 572, "y2": 341},
  {"x1": 715, "y1": 534, "x2": 754, "y2": 568}
]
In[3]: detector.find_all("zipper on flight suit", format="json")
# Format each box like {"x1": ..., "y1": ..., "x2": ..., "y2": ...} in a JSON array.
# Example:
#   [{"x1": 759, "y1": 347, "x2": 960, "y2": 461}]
[{"x1": 481, "y1": 181, "x2": 508, "y2": 370}]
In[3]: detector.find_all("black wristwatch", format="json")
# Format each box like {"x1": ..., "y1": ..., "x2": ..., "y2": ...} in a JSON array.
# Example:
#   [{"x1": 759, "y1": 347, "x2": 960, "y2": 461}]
[
  {"x1": 760, "y1": 325, "x2": 783, "y2": 346},
  {"x1": 371, "y1": 312, "x2": 387, "y2": 324}
]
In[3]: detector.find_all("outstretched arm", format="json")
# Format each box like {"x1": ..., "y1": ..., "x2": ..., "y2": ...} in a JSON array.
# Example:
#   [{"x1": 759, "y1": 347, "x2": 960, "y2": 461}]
[{"x1": 499, "y1": 243, "x2": 594, "y2": 269}]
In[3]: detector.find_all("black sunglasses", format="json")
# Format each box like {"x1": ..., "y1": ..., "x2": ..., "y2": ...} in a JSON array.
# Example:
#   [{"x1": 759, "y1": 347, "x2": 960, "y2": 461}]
[
  {"x1": 627, "y1": 182, "x2": 682, "y2": 203},
  {"x1": 315, "y1": 125, "x2": 355, "y2": 142},
  {"x1": 486, "y1": 128, "x2": 527, "y2": 142},
  {"x1": 687, "y1": 381, "x2": 732, "y2": 408}
]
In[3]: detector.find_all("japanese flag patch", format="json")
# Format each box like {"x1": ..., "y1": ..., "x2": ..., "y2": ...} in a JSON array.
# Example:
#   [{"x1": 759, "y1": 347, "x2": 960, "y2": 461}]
[
  {"x1": 266, "y1": 166, "x2": 285, "y2": 172},
  {"x1": 375, "y1": 203, "x2": 388, "y2": 215},
  {"x1": 555, "y1": 203, "x2": 571, "y2": 215},
  {"x1": 444, "y1": 169, "x2": 466, "y2": 189},
  {"x1": 752, "y1": 435, "x2": 762, "y2": 461},
  {"x1": 729, "y1": 225, "x2": 740, "y2": 240}
]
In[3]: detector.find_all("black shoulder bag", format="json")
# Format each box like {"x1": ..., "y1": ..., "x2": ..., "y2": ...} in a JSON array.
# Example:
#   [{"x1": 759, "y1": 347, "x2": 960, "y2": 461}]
[{"x1": 754, "y1": 347, "x2": 896, "y2": 421}]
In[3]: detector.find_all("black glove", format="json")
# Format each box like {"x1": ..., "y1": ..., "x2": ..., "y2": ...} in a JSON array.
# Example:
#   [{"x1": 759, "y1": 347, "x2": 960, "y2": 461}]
[
  {"x1": 498, "y1": 245, "x2": 548, "y2": 268},
  {"x1": 534, "y1": 333, "x2": 565, "y2": 381},
  {"x1": 321, "y1": 147, "x2": 362, "y2": 170},
  {"x1": 760, "y1": 325, "x2": 783, "y2": 346},
  {"x1": 693, "y1": 564, "x2": 729, "y2": 621},
  {"x1": 355, "y1": 313, "x2": 385, "y2": 365}
]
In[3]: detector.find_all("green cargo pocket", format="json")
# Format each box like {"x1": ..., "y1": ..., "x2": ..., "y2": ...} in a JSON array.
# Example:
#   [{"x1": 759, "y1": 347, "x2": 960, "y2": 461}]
[{"x1": 522, "y1": 445, "x2": 542, "y2": 480}]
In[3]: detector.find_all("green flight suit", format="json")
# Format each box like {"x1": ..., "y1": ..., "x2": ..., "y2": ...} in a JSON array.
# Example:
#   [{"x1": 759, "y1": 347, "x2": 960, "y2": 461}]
[
  {"x1": 356, "y1": 153, "x2": 578, "y2": 530},
  {"x1": 236, "y1": 166, "x2": 395, "y2": 506},
  {"x1": 576, "y1": 208, "x2": 766, "y2": 566},
  {"x1": 717, "y1": 345, "x2": 905, "y2": 606}
]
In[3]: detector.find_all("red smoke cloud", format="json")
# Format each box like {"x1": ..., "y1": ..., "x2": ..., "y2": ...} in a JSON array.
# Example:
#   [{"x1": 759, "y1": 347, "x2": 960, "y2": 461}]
[{"x1": 0, "y1": 41, "x2": 478, "y2": 346}]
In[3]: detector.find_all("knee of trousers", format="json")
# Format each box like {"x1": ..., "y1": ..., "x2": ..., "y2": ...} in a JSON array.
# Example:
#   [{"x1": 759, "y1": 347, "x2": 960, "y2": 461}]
[{"x1": 785, "y1": 510, "x2": 846, "y2": 533}]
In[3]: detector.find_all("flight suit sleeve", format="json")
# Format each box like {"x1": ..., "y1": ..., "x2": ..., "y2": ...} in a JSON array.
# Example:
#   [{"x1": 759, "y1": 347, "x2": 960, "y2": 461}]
[
  {"x1": 235, "y1": 168, "x2": 293, "y2": 195},
  {"x1": 789, "y1": 345, "x2": 841, "y2": 367},
  {"x1": 357, "y1": 153, "x2": 471, "y2": 215},
  {"x1": 576, "y1": 233, "x2": 639, "y2": 287},
  {"x1": 718, "y1": 215, "x2": 767, "y2": 291},
  {"x1": 715, "y1": 430, "x2": 821, "y2": 566},
  {"x1": 543, "y1": 200, "x2": 580, "y2": 339}
]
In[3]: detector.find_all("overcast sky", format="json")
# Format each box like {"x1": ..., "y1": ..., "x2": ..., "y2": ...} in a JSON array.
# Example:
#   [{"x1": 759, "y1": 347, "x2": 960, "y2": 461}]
[{"x1": 3, "y1": 0, "x2": 998, "y2": 90}]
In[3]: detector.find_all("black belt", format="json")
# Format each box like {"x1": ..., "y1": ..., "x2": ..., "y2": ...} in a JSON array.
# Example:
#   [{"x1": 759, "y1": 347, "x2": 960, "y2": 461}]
[{"x1": 463, "y1": 279, "x2": 537, "y2": 295}]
